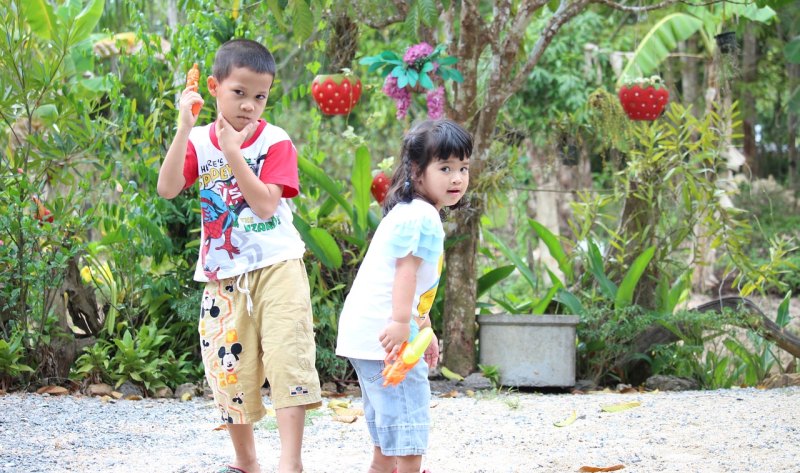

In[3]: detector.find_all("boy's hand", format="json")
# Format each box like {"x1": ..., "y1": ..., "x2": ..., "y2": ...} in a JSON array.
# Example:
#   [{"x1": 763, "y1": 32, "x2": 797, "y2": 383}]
[
  {"x1": 379, "y1": 320, "x2": 411, "y2": 360},
  {"x1": 216, "y1": 114, "x2": 255, "y2": 155},
  {"x1": 178, "y1": 85, "x2": 203, "y2": 129},
  {"x1": 424, "y1": 332, "x2": 439, "y2": 369}
]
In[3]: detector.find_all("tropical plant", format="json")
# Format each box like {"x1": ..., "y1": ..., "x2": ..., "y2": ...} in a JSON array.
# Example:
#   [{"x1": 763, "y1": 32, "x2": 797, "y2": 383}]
[
  {"x1": 360, "y1": 42, "x2": 463, "y2": 119},
  {"x1": 617, "y1": 3, "x2": 777, "y2": 82},
  {"x1": 0, "y1": 330, "x2": 35, "y2": 391},
  {"x1": 0, "y1": 0, "x2": 123, "y2": 381},
  {"x1": 478, "y1": 363, "x2": 501, "y2": 390}
]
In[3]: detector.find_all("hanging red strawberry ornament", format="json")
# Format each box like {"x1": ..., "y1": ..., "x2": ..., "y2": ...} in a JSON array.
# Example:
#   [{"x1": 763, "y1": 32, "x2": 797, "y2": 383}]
[
  {"x1": 371, "y1": 172, "x2": 390, "y2": 204},
  {"x1": 311, "y1": 70, "x2": 362, "y2": 116},
  {"x1": 618, "y1": 76, "x2": 669, "y2": 121},
  {"x1": 370, "y1": 157, "x2": 395, "y2": 205}
]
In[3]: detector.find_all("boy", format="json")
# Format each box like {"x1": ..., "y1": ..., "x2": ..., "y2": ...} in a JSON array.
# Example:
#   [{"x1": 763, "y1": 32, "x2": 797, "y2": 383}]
[{"x1": 157, "y1": 39, "x2": 321, "y2": 473}]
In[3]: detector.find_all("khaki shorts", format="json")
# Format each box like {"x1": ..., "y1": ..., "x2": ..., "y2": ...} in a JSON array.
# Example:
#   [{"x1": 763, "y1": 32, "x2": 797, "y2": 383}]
[{"x1": 199, "y1": 259, "x2": 322, "y2": 424}]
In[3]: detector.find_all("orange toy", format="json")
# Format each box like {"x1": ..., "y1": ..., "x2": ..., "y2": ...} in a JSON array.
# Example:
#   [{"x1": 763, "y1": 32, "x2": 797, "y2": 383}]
[
  {"x1": 186, "y1": 63, "x2": 202, "y2": 116},
  {"x1": 382, "y1": 327, "x2": 434, "y2": 387}
]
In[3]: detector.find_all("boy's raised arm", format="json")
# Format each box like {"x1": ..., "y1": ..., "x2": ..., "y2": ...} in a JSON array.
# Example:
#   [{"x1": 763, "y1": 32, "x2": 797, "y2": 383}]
[
  {"x1": 157, "y1": 125, "x2": 190, "y2": 199},
  {"x1": 158, "y1": 85, "x2": 202, "y2": 199}
]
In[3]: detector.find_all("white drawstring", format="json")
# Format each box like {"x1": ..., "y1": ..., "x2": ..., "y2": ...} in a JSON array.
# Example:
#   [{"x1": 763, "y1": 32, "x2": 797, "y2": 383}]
[{"x1": 235, "y1": 272, "x2": 253, "y2": 316}]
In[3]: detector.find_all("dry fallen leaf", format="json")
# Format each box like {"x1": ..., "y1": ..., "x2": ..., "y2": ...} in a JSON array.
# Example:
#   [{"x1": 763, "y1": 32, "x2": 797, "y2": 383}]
[
  {"x1": 554, "y1": 410, "x2": 577, "y2": 427},
  {"x1": 601, "y1": 401, "x2": 641, "y2": 413},
  {"x1": 181, "y1": 392, "x2": 193, "y2": 401},
  {"x1": 327, "y1": 399, "x2": 350, "y2": 409},
  {"x1": 125, "y1": 394, "x2": 143, "y2": 401},
  {"x1": 36, "y1": 385, "x2": 68, "y2": 396},
  {"x1": 111, "y1": 391, "x2": 124, "y2": 399},
  {"x1": 438, "y1": 390, "x2": 459, "y2": 398},
  {"x1": 332, "y1": 415, "x2": 358, "y2": 424},
  {"x1": 465, "y1": 389, "x2": 475, "y2": 398},
  {"x1": 321, "y1": 390, "x2": 347, "y2": 398},
  {"x1": 213, "y1": 424, "x2": 228, "y2": 431},
  {"x1": 100, "y1": 395, "x2": 113, "y2": 403},
  {"x1": 619, "y1": 386, "x2": 638, "y2": 394},
  {"x1": 578, "y1": 464, "x2": 625, "y2": 472},
  {"x1": 332, "y1": 407, "x2": 363, "y2": 417}
]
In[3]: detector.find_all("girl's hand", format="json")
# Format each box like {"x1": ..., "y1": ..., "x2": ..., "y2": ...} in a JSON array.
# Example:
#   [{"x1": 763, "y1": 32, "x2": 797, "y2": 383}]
[
  {"x1": 424, "y1": 332, "x2": 439, "y2": 369},
  {"x1": 379, "y1": 320, "x2": 411, "y2": 360},
  {"x1": 178, "y1": 86, "x2": 203, "y2": 129},
  {"x1": 216, "y1": 114, "x2": 255, "y2": 155}
]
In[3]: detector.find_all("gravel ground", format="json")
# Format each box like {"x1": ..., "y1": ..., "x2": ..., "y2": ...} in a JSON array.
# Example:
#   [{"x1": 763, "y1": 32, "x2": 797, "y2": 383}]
[{"x1": 2, "y1": 385, "x2": 799, "y2": 473}]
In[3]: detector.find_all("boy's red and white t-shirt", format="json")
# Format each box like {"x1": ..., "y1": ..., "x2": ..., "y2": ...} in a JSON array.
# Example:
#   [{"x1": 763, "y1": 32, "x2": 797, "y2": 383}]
[{"x1": 183, "y1": 119, "x2": 305, "y2": 282}]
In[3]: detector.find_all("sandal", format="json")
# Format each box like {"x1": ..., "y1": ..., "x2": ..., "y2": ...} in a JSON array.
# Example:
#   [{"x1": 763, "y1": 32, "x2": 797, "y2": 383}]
[{"x1": 217, "y1": 466, "x2": 249, "y2": 473}]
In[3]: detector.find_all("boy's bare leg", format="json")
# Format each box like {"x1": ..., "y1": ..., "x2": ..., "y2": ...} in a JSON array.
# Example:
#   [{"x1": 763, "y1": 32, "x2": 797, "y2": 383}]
[
  {"x1": 367, "y1": 446, "x2": 395, "y2": 473},
  {"x1": 276, "y1": 405, "x2": 306, "y2": 473},
  {"x1": 227, "y1": 424, "x2": 261, "y2": 473},
  {"x1": 395, "y1": 455, "x2": 422, "y2": 473}
]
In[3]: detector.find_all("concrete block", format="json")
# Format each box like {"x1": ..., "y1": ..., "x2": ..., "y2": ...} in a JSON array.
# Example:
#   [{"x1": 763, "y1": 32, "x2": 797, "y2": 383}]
[{"x1": 477, "y1": 313, "x2": 579, "y2": 387}]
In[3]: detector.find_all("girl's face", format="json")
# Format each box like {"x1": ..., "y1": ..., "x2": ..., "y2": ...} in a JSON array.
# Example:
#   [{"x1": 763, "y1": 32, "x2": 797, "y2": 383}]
[
  {"x1": 208, "y1": 66, "x2": 273, "y2": 133},
  {"x1": 416, "y1": 154, "x2": 470, "y2": 210}
]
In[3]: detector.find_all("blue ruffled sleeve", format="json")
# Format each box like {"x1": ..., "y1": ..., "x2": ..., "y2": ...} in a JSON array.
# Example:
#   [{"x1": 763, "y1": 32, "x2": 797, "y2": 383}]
[{"x1": 386, "y1": 204, "x2": 444, "y2": 264}]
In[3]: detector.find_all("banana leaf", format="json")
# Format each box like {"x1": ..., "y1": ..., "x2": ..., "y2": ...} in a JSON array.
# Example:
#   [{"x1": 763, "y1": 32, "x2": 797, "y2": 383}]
[{"x1": 618, "y1": 13, "x2": 705, "y2": 82}]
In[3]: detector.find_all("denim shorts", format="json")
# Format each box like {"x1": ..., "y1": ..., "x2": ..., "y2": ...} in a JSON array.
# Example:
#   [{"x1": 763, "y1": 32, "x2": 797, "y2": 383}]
[{"x1": 348, "y1": 357, "x2": 430, "y2": 456}]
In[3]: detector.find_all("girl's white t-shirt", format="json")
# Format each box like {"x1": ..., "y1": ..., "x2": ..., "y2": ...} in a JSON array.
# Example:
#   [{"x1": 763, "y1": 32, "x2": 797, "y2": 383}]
[{"x1": 336, "y1": 199, "x2": 445, "y2": 360}]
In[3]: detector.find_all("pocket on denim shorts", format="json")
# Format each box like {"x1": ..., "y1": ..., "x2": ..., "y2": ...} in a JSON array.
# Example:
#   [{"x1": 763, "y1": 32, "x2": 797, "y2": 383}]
[
  {"x1": 351, "y1": 359, "x2": 385, "y2": 384},
  {"x1": 365, "y1": 361, "x2": 386, "y2": 383}
]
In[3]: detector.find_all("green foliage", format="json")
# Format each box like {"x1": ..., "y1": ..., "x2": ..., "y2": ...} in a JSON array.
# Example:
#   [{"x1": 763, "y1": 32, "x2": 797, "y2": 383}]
[
  {"x1": 310, "y1": 289, "x2": 349, "y2": 383},
  {"x1": 649, "y1": 302, "x2": 788, "y2": 389},
  {"x1": 478, "y1": 363, "x2": 501, "y2": 390},
  {"x1": 505, "y1": 11, "x2": 613, "y2": 145},
  {"x1": 0, "y1": 0, "x2": 121, "y2": 383},
  {"x1": 72, "y1": 339, "x2": 112, "y2": 384},
  {"x1": 732, "y1": 181, "x2": 800, "y2": 294},
  {"x1": 0, "y1": 329, "x2": 35, "y2": 390},
  {"x1": 109, "y1": 324, "x2": 192, "y2": 393},
  {"x1": 577, "y1": 305, "x2": 659, "y2": 384},
  {"x1": 618, "y1": 13, "x2": 705, "y2": 81}
]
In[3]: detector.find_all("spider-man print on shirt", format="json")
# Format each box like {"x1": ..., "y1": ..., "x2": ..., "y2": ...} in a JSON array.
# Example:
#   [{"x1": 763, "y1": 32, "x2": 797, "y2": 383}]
[{"x1": 200, "y1": 177, "x2": 250, "y2": 279}]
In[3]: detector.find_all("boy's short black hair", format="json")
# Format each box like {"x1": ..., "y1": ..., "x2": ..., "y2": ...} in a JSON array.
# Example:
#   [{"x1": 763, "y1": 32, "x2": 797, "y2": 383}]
[{"x1": 212, "y1": 39, "x2": 276, "y2": 83}]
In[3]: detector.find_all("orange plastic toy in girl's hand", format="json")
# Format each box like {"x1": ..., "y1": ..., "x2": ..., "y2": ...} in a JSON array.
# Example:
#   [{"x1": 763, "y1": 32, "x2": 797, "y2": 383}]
[
  {"x1": 382, "y1": 327, "x2": 434, "y2": 387},
  {"x1": 185, "y1": 63, "x2": 202, "y2": 116}
]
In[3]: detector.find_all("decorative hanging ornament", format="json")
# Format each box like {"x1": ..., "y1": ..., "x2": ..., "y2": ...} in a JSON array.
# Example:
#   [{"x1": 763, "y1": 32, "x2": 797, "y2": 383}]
[
  {"x1": 618, "y1": 76, "x2": 669, "y2": 121},
  {"x1": 311, "y1": 71, "x2": 362, "y2": 116}
]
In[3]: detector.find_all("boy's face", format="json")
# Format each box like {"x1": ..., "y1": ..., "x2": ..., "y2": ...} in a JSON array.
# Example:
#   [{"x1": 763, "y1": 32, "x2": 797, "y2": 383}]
[{"x1": 207, "y1": 66, "x2": 274, "y2": 132}]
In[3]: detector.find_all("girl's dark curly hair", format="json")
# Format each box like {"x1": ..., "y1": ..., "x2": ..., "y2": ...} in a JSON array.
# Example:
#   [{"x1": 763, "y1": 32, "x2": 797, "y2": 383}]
[{"x1": 382, "y1": 119, "x2": 473, "y2": 218}]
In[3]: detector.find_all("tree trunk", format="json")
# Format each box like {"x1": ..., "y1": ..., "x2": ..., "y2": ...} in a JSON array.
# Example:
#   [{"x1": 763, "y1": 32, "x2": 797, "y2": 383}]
[
  {"x1": 443, "y1": 201, "x2": 482, "y2": 375},
  {"x1": 680, "y1": 37, "x2": 700, "y2": 115},
  {"x1": 526, "y1": 141, "x2": 563, "y2": 280},
  {"x1": 788, "y1": 61, "x2": 799, "y2": 190},
  {"x1": 36, "y1": 256, "x2": 99, "y2": 380},
  {"x1": 741, "y1": 23, "x2": 758, "y2": 176},
  {"x1": 692, "y1": 46, "x2": 725, "y2": 292}
]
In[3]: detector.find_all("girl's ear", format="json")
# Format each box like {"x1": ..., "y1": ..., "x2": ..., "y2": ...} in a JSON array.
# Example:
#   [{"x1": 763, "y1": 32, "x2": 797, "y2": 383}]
[{"x1": 207, "y1": 76, "x2": 219, "y2": 97}]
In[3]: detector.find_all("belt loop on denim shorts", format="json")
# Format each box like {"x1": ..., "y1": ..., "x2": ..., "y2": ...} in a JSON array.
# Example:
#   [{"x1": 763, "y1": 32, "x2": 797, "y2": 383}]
[{"x1": 235, "y1": 271, "x2": 253, "y2": 316}]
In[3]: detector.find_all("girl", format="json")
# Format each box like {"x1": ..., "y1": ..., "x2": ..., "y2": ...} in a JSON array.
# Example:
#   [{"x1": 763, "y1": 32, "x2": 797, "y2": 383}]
[{"x1": 336, "y1": 119, "x2": 472, "y2": 473}]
